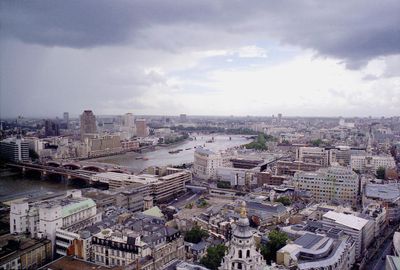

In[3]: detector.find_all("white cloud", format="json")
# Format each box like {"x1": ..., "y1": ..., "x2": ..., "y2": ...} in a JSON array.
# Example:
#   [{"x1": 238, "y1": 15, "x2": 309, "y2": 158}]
[
  {"x1": 235, "y1": 46, "x2": 267, "y2": 58},
  {"x1": 172, "y1": 52, "x2": 399, "y2": 116}
]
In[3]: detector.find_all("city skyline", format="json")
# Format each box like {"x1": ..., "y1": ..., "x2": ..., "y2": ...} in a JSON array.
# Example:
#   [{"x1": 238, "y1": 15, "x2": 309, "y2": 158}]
[{"x1": 1, "y1": 1, "x2": 399, "y2": 118}]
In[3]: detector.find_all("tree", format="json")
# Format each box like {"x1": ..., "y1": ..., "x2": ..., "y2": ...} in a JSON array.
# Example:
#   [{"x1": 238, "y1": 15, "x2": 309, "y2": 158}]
[
  {"x1": 244, "y1": 133, "x2": 273, "y2": 150},
  {"x1": 376, "y1": 166, "x2": 386, "y2": 180},
  {"x1": 200, "y1": 244, "x2": 227, "y2": 270},
  {"x1": 260, "y1": 230, "x2": 288, "y2": 264},
  {"x1": 310, "y1": 139, "x2": 323, "y2": 147},
  {"x1": 29, "y1": 149, "x2": 39, "y2": 161},
  {"x1": 184, "y1": 226, "x2": 209, "y2": 244},
  {"x1": 275, "y1": 196, "x2": 291, "y2": 206},
  {"x1": 217, "y1": 181, "x2": 231, "y2": 189}
]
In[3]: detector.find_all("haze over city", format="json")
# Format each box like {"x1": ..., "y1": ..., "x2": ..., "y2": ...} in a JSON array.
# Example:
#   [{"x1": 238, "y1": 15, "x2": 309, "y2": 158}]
[{"x1": 1, "y1": 0, "x2": 399, "y2": 118}]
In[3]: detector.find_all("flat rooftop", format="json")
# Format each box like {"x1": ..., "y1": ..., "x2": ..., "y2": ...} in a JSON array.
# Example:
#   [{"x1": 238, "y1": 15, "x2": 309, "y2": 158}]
[
  {"x1": 365, "y1": 183, "x2": 400, "y2": 201},
  {"x1": 323, "y1": 211, "x2": 369, "y2": 230}
]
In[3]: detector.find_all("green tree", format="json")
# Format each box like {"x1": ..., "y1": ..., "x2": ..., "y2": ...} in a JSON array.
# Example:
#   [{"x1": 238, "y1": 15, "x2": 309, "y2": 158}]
[
  {"x1": 184, "y1": 226, "x2": 209, "y2": 244},
  {"x1": 275, "y1": 196, "x2": 291, "y2": 206},
  {"x1": 260, "y1": 230, "x2": 288, "y2": 264},
  {"x1": 29, "y1": 149, "x2": 39, "y2": 161},
  {"x1": 200, "y1": 244, "x2": 227, "y2": 270},
  {"x1": 310, "y1": 139, "x2": 323, "y2": 147},
  {"x1": 376, "y1": 166, "x2": 386, "y2": 180},
  {"x1": 244, "y1": 133, "x2": 274, "y2": 150},
  {"x1": 217, "y1": 181, "x2": 231, "y2": 189}
]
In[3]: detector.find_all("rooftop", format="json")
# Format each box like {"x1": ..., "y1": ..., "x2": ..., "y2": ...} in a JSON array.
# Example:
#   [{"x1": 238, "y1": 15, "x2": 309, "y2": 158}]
[
  {"x1": 195, "y1": 147, "x2": 217, "y2": 156},
  {"x1": 386, "y1": 255, "x2": 400, "y2": 270},
  {"x1": 323, "y1": 211, "x2": 369, "y2": 230},
  {"x1": 39, "y1": 256, "x2": 119, "y2": 270},
  {"x1": 365, "y1": 183, "x2": 400, "y2": 201},
  {"x1": 142, "y1": 206, "x2": 164, "y2": 218}
]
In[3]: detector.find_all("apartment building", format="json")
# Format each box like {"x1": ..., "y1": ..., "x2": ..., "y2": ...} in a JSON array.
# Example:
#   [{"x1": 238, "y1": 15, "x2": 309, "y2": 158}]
[{"x1": 92, "y1": 222, "x2": 184, "y2": 269}]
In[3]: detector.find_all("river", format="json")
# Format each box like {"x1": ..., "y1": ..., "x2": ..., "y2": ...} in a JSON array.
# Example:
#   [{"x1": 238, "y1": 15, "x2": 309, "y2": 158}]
[
  {"x1": 0, "y1": 134, "x2": 249, "y2": 202},
  {"x1": 89, "y1": 134, "x2": 248, "y2": 170}
]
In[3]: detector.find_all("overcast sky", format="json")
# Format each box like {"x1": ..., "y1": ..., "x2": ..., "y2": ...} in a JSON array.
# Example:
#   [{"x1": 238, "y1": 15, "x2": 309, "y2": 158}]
[{"x1": 1, "y1": 1, "x2": 399, "y2": 118}]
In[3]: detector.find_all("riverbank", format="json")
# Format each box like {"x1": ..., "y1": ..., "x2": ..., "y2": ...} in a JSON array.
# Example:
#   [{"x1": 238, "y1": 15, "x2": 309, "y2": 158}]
[{"x1": 0, "y1": 134, "x2": 248, "y2": 202}]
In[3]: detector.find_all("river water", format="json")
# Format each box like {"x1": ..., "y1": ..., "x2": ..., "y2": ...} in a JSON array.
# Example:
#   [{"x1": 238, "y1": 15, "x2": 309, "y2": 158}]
[{"x1": 0, "y1": 134, "x2": 249, "y2": 202}]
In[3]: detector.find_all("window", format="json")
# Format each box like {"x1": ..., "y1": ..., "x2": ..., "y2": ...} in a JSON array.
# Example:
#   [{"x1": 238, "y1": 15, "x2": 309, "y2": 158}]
[{"x1": 239, "y1": 250, "x2": 242, "y2": 258}]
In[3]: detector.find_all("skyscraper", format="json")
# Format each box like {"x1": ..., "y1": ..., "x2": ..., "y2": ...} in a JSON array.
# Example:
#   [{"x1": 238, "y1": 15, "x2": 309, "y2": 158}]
[
  {"x1": 135, "y1": 119, "x2": 149, "y2": 137},
  {"x1": 122, "y1": 113, "x2": 135, "y2": 127},
  {"x1": 44, "y1": 119, "x2": 60, "y2": 137},
  {"x1": 80, "y1": 110, "x2": 97, "y2": 139},
  {"x1": 179, "y1": 114, "x2": 187, "y2": 122},
  {"x1": 63, "y1": 112, "x2": 69, "y2": 129}
]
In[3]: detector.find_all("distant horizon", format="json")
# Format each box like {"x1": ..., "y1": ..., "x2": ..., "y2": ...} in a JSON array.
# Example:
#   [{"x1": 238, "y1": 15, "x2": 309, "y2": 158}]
[
  {"x1": 1, "y1": 113, "x2": 398, "y2": 120},
  {"x1": 1, "y1": 1, "x2": 399, "y2": 118}
]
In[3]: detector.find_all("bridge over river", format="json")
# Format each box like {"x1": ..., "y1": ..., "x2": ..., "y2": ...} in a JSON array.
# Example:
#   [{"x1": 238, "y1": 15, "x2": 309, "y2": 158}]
[{"x1": 6, "y1": 160, "x2": 138, "y2": 185}]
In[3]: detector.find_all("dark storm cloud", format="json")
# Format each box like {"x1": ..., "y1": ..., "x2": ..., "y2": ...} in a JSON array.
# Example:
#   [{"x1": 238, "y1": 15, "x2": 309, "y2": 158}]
[{"x1": 1, "y1": 0, "x2": 399, "y2": 67}]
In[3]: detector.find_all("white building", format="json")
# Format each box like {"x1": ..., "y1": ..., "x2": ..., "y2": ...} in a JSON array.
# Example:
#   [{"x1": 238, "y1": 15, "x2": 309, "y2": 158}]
[
  {"x1": 277, "y1": 231, "x2": 356, "y2": 270},
  {"x1": 120, "y1": 113, "x2": 136, "y2": 139},
  {"x1": 92, "y1": 229, "x2": 151, "y2": 267},
  {"x1": 294, "y1": 166, "x2": 360, "y2": 206},
  {"x1": 216, "y1": 167, "x2": 255, "y2": 187},
  {"x1": 351, "y1": 154, "x2": 396, "y2": 173},
  {"x1": 321, "y1": 211, "x2": 374, "y2": 260},
  {"x1": 55, "y1": 229, "x2": 92, "y2": 260},
  {"x1": 122, "y1": 113, "x2": 135, "y2": 127},
  {"x1": 0, "y1": 137, "x2": 29, "y2": 162},
  {"x1": 193, "y1": 147, "x2": 222, "y2": 180},
  {"x1": 10, "y1": 190, "x2": 101, "y2": 246}
]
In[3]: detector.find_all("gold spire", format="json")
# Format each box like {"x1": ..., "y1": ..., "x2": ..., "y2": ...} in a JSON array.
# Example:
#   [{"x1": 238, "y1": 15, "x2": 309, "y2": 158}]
[{"x1": 239, "y1": 201, "x2": 247, "y2": 218}]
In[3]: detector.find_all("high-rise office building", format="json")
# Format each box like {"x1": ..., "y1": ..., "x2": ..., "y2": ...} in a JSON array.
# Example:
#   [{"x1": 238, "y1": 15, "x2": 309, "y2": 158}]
[
  {"x1": 44, "y1": 119, "x2": 60, "y2": 137},
  {"x1": 63, "y1": 112, "x2": 69, "y2": 129},
  {"x1": 0, "y1": 137, "x2": 29, "y2": 162},
  {"x1": 80, "y1": 110, "x2": 97, "y2": 139},
  {"x1": 179, "y1": 114, "x2": 187, "y2": 122},
  {"x1": 294, "y1": 166, "x2": 359, "y2": 206},
  {"x1": 122, "y1": 113, "x2": 135, "y2": 127},
  {"x1": 135, "y1": 118, "x2": 149, "y2": 137}
]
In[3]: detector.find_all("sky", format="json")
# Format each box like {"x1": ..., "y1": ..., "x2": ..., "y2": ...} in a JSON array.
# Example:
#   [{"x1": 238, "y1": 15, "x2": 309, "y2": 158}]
[{"x1": 0, "y1": 0, "x2": 399, "y2": 118}]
